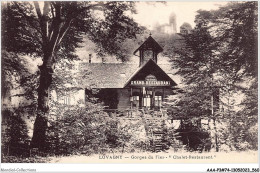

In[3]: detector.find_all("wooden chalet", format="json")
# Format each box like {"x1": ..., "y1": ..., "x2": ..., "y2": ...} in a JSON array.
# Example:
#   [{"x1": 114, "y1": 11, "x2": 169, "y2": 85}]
[{"x1": 79, "y1": 35, "x2": 178, "y2": 112}]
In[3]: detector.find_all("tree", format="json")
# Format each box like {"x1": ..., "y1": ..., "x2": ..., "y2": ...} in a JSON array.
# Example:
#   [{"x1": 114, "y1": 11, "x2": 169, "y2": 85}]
[
  {"x1": 2, "y1": 1, "x2": 143, "y2": 151},
  {"x1": 168, "y1": 9, "x2": 219, "y2": 117},
  {"x1": 213, "y1": 2, "x2": 258, "y2": 77},
  {"x1": 203, "y1": 1, "x2": 257, "y2": 151},
  {"x1": 156, "y1": 9, "x2": 221, "y2": 152},
  {"x1": 166, "y1": 2, "x2": 257, "y2": 151}
]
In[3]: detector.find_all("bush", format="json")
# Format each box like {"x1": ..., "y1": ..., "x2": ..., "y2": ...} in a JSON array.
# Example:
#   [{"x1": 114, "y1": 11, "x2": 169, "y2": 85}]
[
  {"x1": 1, "y1": 155, "x2": 51, "y2": 163},
  {"x1": 217, "y1": 117, "x2": 258, "y2": 152},
  {"x1": 232, "y1": 122, "x2": 258, "y2": 151},
  {"x1": 163, "y1": 127, "x2": 187, "y2": 152},
  {"x1": 47, "y1": 101, "x2": 112, "y2": 155},
  {"x1": 115, "y1": 120, "x2": 150, "y2": 153},
  {"x1": 174, "y1": 120, "x2": 211, "y2": 152},
  {"x1": 48, "y1": 101, "x2": 151, "y2": 155},
  {"x1": 2, "y1": 109, "x2": 30, "y2": 157}
]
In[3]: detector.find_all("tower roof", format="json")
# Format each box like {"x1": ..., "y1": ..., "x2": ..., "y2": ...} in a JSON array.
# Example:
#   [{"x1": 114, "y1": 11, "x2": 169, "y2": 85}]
[
  {"x1": 180, "y1": 22, "x2": 192, "y2": 29},
  {"x1": 133, "y1": 36, "x2": 163, "y2": 55},
  {"x1": 169, "y1": 12, "x2": 177, "y2": 24}
]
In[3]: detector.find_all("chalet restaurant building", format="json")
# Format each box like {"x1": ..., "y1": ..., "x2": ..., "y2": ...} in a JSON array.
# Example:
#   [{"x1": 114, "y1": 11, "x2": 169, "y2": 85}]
[{"x1": 74, "y1": 35, "x2": 178, "y2": 112}]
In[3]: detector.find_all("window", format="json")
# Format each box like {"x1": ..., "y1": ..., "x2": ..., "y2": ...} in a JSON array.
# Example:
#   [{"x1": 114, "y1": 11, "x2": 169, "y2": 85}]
[
  {"x1": 154, "y1": 91, "x2": 163, "y2": 108},
  {"x1": 131, "y1": 92, "x2": 140, "y2": 108},
  {"x1": 143, "y1": 95, "x2": 151, "y2": 107},
  {"x1": 133, "y1": 96, "x2": 139, "y2": 101},
  {"x1": 64, "y1": 96, "x2": 70, "y2": 105},
  {"x1": 143, "y1": 50, "x2": 154, "y2": 63},
  {"x1": 154, "y1": 96, "x2": 162, "y2": 107}
]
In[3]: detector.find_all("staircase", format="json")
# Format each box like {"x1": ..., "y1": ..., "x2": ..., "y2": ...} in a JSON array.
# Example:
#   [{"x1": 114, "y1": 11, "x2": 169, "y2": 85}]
[
  {"x1": 153, "y1": 131, "x2": 164, "y2": 152},
  {"x1": 144, "y1": 116, "x2": 166, "y2": 152}
]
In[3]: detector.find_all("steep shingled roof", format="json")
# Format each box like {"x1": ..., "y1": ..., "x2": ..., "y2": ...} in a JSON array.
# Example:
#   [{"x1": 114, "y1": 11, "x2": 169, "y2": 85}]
[
  {"x1": 79, "y1": 63, "x2": 138, "y2": 88},
  {"x1": 79, "y1": 62, "x2": 178, "y2": 88},
  {"x1": 133, "y1": 36, "x2": 163, "y2": 55}
]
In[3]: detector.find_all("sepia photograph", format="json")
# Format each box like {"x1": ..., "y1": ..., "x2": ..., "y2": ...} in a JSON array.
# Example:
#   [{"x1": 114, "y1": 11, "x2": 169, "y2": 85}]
[{"x1": 1, "y1": 0, "x2": 258, "y2": 172}]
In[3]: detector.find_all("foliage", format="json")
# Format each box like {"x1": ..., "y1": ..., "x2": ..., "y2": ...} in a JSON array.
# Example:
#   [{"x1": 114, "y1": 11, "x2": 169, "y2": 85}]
[
  {"x1": 1, "y1": 51, "x2": 39, "y2": 103},
  {"x1": 213, "y1": 2, "x2": 258, "y2": 77},
  {"x1": 47, "y1": 101, "x2": 151, "y2": 155},
  {"x1": 47, "y1": 101, "x2": 108, "y2": 155},
  {"x1": 116, "y1": 120, "x2": 149, "y2": 153},
  {"x1": 1, "y1": 2, "x2": 42, "y2": 56},
  {"x1": 231, "y1": 78, "x2": 258, "y2": 150},
  {"x1": 164, "y1": 127, "x2": 187, "y2": 152},
  {"x1": 2, "y1": 109, "x2": 30, "y2": 156},
  {"x1": 2, "y1": 1, "x2": 144, "y2": 150},
  {"x1": 2, "y1": 1, "x2": 144, "y2": 60},
  {"x1": 167, "y1": 13, "x2": 217, "y2": 119},
  {"x1": 165, "y1": 2, "x2": 257, "y2": 151},
  {"x1": 50, "y1": 59, "x2": 90, "y2": 95},
  {"x1": 1, "y1": 155, "x2": 51, "y2": 163},
  {"x1": 176, "y1": 129, "x2": 211, "y2": 152},
  {"x1": 212, "y1": 2, "x2": 257, "y2": 151}
]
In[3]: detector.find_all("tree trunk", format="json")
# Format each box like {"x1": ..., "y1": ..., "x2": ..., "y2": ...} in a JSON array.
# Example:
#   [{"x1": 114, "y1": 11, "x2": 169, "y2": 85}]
[
  {"x1": 213, "y1": 118, "x2": 219, "y2": 152},
  {"x1": 211, "y1": 95, "x2": 219, "y2": 152},
  {"x1": 31, "y1": 62, "x2": 53, "y2": 151}
]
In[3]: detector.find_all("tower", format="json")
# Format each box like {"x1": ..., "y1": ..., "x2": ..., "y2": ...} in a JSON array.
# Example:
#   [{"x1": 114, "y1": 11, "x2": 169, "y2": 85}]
[
  {"x1": 169, "y1": 12, "x2": 177, "y2": 34},
  {"x1": 133, "y1": 34, "x2": 163, "y2": 66}
]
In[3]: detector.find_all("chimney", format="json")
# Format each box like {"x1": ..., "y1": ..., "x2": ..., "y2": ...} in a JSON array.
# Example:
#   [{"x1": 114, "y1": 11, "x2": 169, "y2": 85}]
[{"x1": 89, "y1": 54, "x2": 92, "y2": 63}]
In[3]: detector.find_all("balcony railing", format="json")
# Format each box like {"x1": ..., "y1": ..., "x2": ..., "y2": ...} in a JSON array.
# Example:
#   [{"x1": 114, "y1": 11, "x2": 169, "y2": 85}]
[{"x1": 103, "y1": 108, "x2": 168, "y2": 120}]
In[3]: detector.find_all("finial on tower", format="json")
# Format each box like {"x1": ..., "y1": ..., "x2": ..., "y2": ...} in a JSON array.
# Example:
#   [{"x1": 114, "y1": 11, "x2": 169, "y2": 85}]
[{"x1": 149, "y1": 32, "x2": 152, "y2": 36}]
